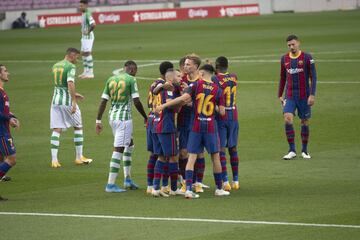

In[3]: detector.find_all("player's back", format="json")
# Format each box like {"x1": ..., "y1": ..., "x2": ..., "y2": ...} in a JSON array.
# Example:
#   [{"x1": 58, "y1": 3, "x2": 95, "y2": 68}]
[
  {"x1": 188, "y1": 79, "x2": 222, "y2": 133},
  {"x1": 213, "y1": 72, "x2": 238, "y2": 121},
  {"x1": 51, "y1": 60, "x2": 75, "y2": 106},
  {"x1": 104, "y1": 73, "x2": 137, "y2": 121}
]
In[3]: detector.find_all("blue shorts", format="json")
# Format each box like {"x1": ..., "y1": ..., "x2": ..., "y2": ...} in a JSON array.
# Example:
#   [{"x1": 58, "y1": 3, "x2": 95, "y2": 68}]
[
  {"x1": 0, "y1": 136, "x2": 16, "y2": 156},
  {"x1": 218, "y1": 120, "x2": 239, "y2": 148},
  {"x1": 187, "y1": 131, "x2": 220, "y2": 154},
  {"x1": 156, "y1": 133, "x2": 178, "y2": 157},
  {"x1": 146, "y1": 127, "x2": 154, "y2": 152},
  {"x1": 178, "y1": 127, "x2": 189, "y2": 150},
  {"x1": 283, "y1": 98, "x2": 311, "y2": 119}
]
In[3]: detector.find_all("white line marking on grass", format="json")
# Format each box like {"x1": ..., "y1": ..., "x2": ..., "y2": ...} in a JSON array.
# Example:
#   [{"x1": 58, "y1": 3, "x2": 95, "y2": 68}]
[{"x1": 0, "y1": 212, "x2": 359, "y2": 229}]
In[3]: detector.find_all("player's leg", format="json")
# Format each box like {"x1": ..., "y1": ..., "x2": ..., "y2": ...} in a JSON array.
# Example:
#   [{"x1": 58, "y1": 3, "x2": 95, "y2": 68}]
[
  {"x1": 146, "y1": 127, "x2": 157, "y2": 194},
  {"x1": 122, "y1": 120, "x2": 138, "y2": 189},
  {"x1": 161, "y1": 159, "x2": 170, "y2": 194},
  {"x1": 50, "y1": 128, "x2": 62, "y2": 167},
  {"x1": 194, "y1": 152, "x2": 205, "y2": 193},
  {"x1": 0, "y1": 155, "x2": 10, "y2": 181},
  {"x1": 228, "y1": 121, "x2": 240, "y2": 189},
  {"x1": 184, "y1": 132, "x2": 204, "y2": 199},
  {"x1": 80, "y1": 39, "x2": 94, "y2": 78},
  {"x1": 283, "y1": 99, "x2": 297, "y2": 160},
  {"x1": 72, "y1": 105, "x2": 92, "y2": 165},
  {"x1": 298, "y1": 99, "x2": 311, "y2": 158},
  {"x1": 50, "y1": 105, "x2": 66, "y2": 167},
  {"x1": 218, "y1": 120, "x2": 230, "y2": 190},
  {"x1": 204, "y1": 132, "x2": 230, "y2": 197},
  {"x1": 178, "y1": 128, "x2": 189, "y2": 191},
  {"x1": 0, "y1": 138, "x2": 16, "y2": 181},
  {"x1": 152, "y1": 155, "x2": 168, "y2": 197},
  {"x1": 105, "y1": 120, "x2": 127, "y2": 193}
]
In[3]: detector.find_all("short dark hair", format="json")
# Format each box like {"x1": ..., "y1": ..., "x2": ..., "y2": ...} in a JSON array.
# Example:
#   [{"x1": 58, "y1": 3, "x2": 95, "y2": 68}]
[
  {"x1": 159, "y1": 61, "x2": 174, "y2": 76},
  {"x1": 286, "y1": 35, "x2": 299, "y2": 42},
  {"x1": 199, "y1": 64, "x2": 215, "y2": 74},
  {"x1": 80, "y1": 0, "x2": 89, "y2": 4},
  {"x1": 66, "y1": 47, "x2": 80, "y2": 54},
  {"x1": 124, "y1": 60, "x2": 137, "y2": 68},
  {"x1": 215, "y1": 56, "x2": 228, "y2": 70}
]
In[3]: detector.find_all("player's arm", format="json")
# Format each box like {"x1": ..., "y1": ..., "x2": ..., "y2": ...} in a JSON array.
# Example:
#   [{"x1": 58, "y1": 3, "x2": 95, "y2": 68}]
[
  {"x1": 0, "y1": 93, "x2": 19, "y2": 129},
  {"x1": 307, "y1": 54, "x2": 317, "y2": 106},
  {"x1": 217, "y1": 88, "x2": 226, "y2": 116},
  {"x1": 67, "y1": 81, "x2": 77, "y2": 114},
  {"x1": 131, "y1": 79, "x2": 148, "y2": 122},
  {"x1": 278, "y1": 56, "x2": 286, "y2": 105},
  {"x1": 153, "y1": 82, "x2": 174, "y2": 95},
  {"x1": 96, "y1": 81, "x2": 111, "y2": 134},
  {"x1": 155, "y1": 93, "x2": 191, "y2": 114}
]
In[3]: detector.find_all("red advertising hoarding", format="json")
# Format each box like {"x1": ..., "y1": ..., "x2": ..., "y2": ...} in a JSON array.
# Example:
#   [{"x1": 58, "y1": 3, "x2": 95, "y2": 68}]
[{"x1": 38, "y1": 4, "x2": 259, "y2": 28}]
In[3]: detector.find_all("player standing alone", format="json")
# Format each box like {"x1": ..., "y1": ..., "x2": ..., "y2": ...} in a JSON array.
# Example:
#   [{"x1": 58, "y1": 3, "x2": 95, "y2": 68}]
[
  {"x1": 278, "y1": 35, "x2": 317, "y2": 160},
  {"x1": 96, "y1": 61, "x2": 147, "y2": 193},
  {"x1": 79, "y1": 0, "x2": 95, "y2": 79},
  {"x1": 50, "y1": 48, "x2": 92, "y2": 167},
  {"x1": 0, "y1": 64, "x2": 20, "y2": 201}
]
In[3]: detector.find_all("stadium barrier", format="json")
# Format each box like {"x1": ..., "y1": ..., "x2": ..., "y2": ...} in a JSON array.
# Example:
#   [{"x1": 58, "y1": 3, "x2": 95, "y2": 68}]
[{"x1": 37, "y1": 4, "x2": 260, "y2": 28}]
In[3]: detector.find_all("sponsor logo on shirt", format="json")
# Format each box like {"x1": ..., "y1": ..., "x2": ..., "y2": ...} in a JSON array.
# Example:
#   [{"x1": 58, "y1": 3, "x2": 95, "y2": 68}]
[{"x1": 287, "y1": 68, "x2": 304, "y2": 74}]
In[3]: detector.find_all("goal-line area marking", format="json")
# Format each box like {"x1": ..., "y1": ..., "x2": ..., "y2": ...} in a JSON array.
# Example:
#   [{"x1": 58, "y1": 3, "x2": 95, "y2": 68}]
[{"x1": 0, "y1": 212, "x2": 359, "y2": 229}]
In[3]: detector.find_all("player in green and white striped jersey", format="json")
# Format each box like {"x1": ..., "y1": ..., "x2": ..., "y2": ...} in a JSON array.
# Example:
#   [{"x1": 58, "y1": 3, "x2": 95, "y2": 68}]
[
  {"x1": 96, "y1": 61, "x2": 148, "y2": 193},
  {"x1": 50, "y1": 48, "x2": 92, "y2": 168},
  {"x1": 79, "y1": 0, "x2": 95, "y2": 79}
]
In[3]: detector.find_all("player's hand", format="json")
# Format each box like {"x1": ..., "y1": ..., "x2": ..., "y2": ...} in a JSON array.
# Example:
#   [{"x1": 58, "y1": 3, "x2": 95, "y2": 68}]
[
  {"x1": 308, "y1": 95, "x2": 315, "y2": 106},
  {"x1": 163, "y1": 82, "x2": 174, "y2": 91},
  {"x1": 9, "y1": 118, "x2": 20, "y2": 129},
  {"x1": 155, "y1": 105, "x2": 163, "y2": 114},
  {"x1": 96, "y1": 123, "x2": 103, "y2": 135},
  {"x1": 75, "y1": 93, "x2": 85, "y2": 101},
  {"x1": 71, "y1": 102, "x2": 77, "y2": 114},
  {"x1": 279, "y1": 97, "x2": 286, "y2": 107},
  {"x1": 144, "y1": 118, "x2": 147, "y2": 127}
]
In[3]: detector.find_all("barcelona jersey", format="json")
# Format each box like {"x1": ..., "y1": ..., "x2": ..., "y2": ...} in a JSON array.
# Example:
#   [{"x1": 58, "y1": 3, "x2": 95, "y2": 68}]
[
  {"x1": 184, "y1": 79, "x2": 224, "y2": 133},
  {"x1": 212, "y1": 72, "x2": 238, "y2": 121},
  {"x1": 278, "y1": 51, "x2": 317, "y2": 100},
  {"x1": 177, "y1": 75, "x2": 198, "y2": 130},
  {"x1": 0, "y1": 88, "x2": 12, "y2": 137},
  {"x1": 152, "y1": 79, "x2": 177, "y2": 134}
]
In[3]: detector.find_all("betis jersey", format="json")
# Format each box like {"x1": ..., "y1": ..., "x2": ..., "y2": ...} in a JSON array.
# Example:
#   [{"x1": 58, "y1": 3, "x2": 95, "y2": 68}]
[
  {"x1": 278, "y1": 51, "x2": 317, "y2": 100},
  {"x1": 212, "y1": 72, "x2": 238, "y2": 121},
  {"x1": 101, "y1": 73, "x2": 139, "y2": 121},
  {"x1": 81, "y1": 9, "x2": 95, "y2": 40},
  {"x1": 51, "y1": 60, "x2": 76, "y2": 106},
  {"x1": 185, "y1": 79, "x2": 224, "y2": 133},
  {"x1": 152, "y1": 79, "x2": 177, "y2": 134}
]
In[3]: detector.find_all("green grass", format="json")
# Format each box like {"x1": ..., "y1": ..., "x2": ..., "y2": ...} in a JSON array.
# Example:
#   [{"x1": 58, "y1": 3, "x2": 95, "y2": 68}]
[{"x1": 0, "y1": 10, "x2": 360, "y2": 239}]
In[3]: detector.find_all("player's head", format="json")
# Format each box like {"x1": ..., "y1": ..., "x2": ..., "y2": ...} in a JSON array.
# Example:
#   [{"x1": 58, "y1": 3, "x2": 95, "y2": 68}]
[
  {"x1": 185, "y1": 54, "x2": 201, "y2": 74},
  {"x1": 159, "y1": 61, "x2": 174, "y2": 78},
  {"x1": 79, "y1": 0, "x2": 89, "y2": 12},
  {"x1": 124, "y1": 60, "x2": 138, "y2": 76},
  {"x1": 179, "y1": 56, "x2": 187, "y2": 74},
  {"x1": 65, "y1": 47, "x2": 80, "y2": 64},
  {"x1": 215, "y1": 56, "x2": 228, "y2": 72},
  {"x1": 199, "y1": 64, "x2": 215, "y2": 81},
  {"x1": 165, "y1": 68, "x2": 181, "y2": 86},
  {"x1": 286, "y1": 34, "x2": 300, "y2": 54},
  {"x1": 0, "y1": 64, "x2": 10, "y2": 82}
]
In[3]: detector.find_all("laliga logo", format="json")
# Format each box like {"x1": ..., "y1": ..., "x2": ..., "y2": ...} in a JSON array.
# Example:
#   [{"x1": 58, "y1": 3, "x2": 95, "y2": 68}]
[
  {"x1": 188, "y1": 9, "x2": 208, "y2": 18},
  {"x1": 98, "y1": 13, "x2": 120, "y2": 24}
]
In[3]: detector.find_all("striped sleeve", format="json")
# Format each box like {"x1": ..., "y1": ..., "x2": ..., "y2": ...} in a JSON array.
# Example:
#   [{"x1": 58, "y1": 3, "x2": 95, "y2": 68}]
[
  {"x1": 278, "y1": 56, "x2": 286, "y2": 98},
  {"x1": 307, "y1": 54, "x2": 317, "y2": 96},
  {"x1": 67, "y1": 66, "x2": 75, "y2": 82},
  {"x1": 101, "y1": 79, "x2": 110, "y2": 100},
  {"x1": 131, "y1": 78, "x2": 140, "y2": 98}
]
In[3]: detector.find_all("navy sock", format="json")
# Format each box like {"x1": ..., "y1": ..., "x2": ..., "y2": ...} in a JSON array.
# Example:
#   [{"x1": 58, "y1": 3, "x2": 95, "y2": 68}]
[
  {"x1": 0, "y1": 162, "x2": 11, "y2": 178},
  {"x1": 185, "y1": 170, "x2": 194, "y2": 191}
]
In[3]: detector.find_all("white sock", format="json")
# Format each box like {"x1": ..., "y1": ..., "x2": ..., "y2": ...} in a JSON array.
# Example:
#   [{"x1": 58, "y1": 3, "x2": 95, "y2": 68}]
[
  {"x1": 123, "y1": 145, "x2": 134, "y2": 179},
  {"x1": 108, "y1": 151, "x2": 122, "y2": 185},
  {"x1": 50, "y1": 131, "x2": 60, "y2": 162},
  {"x1": 74, "y1": 130, "x2": 83, "y2": 160}
]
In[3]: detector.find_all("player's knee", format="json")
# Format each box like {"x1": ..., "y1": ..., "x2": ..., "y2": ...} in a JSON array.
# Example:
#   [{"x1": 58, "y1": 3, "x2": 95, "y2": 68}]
[
  {"x1": 229, "y1": 147, "x2": 237, "y2": 153},
  {"x1": 179, "y1": 149, "x2": 188, "y2": 159},
  {"x1": 6, "y1": 155, "x2": 16, "y2": 166},
  {"x1": 284, "y1": 115, "x2": 293, "y2": 124},
  {"x1": 301, "y1": 119, "x2": 309, "y2": 125}
]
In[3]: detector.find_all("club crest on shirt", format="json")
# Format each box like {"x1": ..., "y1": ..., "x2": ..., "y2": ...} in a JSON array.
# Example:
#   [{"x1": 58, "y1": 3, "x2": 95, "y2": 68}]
[{"x1": 298, "y1": 60, "x2": 303, "y2": 65}]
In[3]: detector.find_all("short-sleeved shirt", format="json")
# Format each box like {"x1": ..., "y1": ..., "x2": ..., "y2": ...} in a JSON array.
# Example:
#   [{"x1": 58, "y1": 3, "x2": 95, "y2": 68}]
[
  {"x1": 101, "y1": 73, "x2": 139, "y2": 121},
  {"x1": 152, "y1": 79, "x2": 177, "y2": 134},
  {"x1": 212, "y1": 72, "x2": 238, "y2": 121},
  {"x1": 51, "y1": 60, "x2": 76, "y2": 106},
  {"x1": 177, "y1": 75, "x2": 198, "y2": 130},
  {"x1": 81, "y1": 9, "x2": 95, "y2": 40},
  {"x1": 185, "y1": 79, "x2": 224, "y2": 133},
  {"x1": 0, "y1": 88, "x2": 11, "y2": 137}
]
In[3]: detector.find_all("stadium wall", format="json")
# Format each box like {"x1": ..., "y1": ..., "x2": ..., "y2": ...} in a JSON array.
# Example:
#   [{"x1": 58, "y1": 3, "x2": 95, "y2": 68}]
[{"x1": 1, "y1": 0, "x2": 359, "y2": 30}]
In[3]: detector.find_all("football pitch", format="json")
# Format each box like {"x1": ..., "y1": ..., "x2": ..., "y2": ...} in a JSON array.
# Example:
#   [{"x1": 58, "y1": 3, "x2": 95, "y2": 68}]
[{"x1": 0, "y1": 9, "x2": 360, "y2": 240}]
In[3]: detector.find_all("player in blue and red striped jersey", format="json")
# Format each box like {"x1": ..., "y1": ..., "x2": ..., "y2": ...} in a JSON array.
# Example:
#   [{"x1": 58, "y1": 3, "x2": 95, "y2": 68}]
[
  {"x1": 212, "y1": 56, "x2": 240, "y2": 191},
  {"x1": 177, "y1": 54, "x2": 208, "y2": 193},
  {"x1": 278, "y1": 35, "x2": 317, "y2": 160},
  {"x1": 156, "y1": 64, "x2": 230, "y2": 199},
  {"x1": 0, "y1": 64, "x2": 20, "y2": 201},
  {"x1": 151, "y1": 68, "x2": 184, "y2": 197}
]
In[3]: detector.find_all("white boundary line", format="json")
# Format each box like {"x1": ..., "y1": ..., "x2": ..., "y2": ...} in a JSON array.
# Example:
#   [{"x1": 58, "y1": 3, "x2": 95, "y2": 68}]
[{"x1": 0, "y1": 212, "x2": 359, "y2": 229}]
